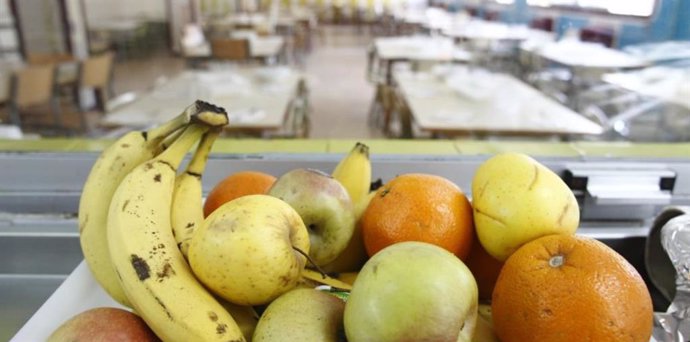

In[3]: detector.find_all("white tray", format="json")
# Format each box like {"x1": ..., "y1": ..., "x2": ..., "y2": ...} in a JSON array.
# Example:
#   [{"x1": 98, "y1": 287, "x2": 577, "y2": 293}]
[
  {"x1": 11, "y1": 261, "x2": 663, "y2": 341},
  {"x1": 10, "y1": 261, "x2": 124, "y2": 342}
]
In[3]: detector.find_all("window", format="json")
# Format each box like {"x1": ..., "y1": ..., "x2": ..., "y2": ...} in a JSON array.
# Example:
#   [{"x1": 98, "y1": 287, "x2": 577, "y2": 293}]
[
  {"x1": 526, "y1": 0, "x2": 656, "y2": 17},
  {"x1": 493, "y1": 0, "x2": 515, "y2": 4}
]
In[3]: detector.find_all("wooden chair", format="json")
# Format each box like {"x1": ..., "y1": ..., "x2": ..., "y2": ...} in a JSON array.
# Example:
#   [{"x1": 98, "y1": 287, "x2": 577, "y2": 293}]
[
  {"x1": 78, "y1": 51, "x2": 115, "y2": 114},
  {"x1": 27, "y1": 52, "x2": 79, "y2": 96},
  {"x1": 26, "y1": 53, "x2": 74, "y2": 65},
  {"x1": 8, "y1": 64, "x2": 62, "y2": 130},
  {"x1": 210, "y1": 38, "x2": 251, "y2": 61}
]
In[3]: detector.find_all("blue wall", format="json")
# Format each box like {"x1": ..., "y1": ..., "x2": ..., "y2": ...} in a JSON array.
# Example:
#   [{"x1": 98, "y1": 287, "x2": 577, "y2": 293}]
[
  {"x1": 676, "y1": 0, "x2": 690, "y2": 40},
  {"x1": 463, "y1": 0, "x2": 690, "y2": 48}
]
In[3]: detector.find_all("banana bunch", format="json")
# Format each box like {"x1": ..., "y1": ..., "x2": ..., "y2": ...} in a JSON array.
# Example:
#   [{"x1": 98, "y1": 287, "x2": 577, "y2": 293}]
[
  {"x1": 79, "y1": 102, "x2": 205, "y2": 306},
  {"x1": 79, "y1": 101, "x2": 247, "y2": 342}
]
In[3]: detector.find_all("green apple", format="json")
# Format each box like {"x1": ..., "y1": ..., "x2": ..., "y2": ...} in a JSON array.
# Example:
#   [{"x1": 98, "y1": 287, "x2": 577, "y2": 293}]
[
  {"x1": 268, "y1": 168, "x2": 356, "y2": 266},
  {"x1": 471, "y1": 152, "x2": 580, "y2": 261},
  {"x1": 344, "y1": 241, "x2": 478, "y2": 342},
  {"x1": 253, "y1": 288, "x2": 345, "y2": 342},
  {"x1": 188, "y1": 194, "x2": 310, "y2": 306}
]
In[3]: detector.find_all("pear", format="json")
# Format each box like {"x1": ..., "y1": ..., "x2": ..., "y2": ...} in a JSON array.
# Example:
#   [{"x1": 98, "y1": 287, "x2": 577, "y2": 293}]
[
  {"x1": 252, "y1": 288, "x2": 345, "y2": 342},
  {"x1": 471, "y1": 152, "x2": 580, "y2": 261}
]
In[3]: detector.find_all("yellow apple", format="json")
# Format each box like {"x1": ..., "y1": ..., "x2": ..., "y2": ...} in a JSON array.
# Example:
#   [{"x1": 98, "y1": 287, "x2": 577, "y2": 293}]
[{"x1": 188, "y1": 194, "x2": 310, "y2": 306}]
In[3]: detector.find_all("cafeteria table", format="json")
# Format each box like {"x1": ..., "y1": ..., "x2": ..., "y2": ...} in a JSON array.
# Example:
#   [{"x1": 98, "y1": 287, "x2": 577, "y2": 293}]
[
  {"x1": 373, "y1": 36, "x2": 472, "y2": 85},
  {"x1": 101, "y1": 66, "x2": 303, "y2": 136},
  {"x1": 394, "y1": 66, "x2": 604, "y2": 139}
]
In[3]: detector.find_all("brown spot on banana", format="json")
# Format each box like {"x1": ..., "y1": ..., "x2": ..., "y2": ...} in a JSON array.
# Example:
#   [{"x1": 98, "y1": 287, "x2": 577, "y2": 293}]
[
  {"x1": 208, "y1": 311, "x2": 219, "y2": 322},
  {"x1": 122, "y1": 200, "x2": 130, "y2": 212},
  {"x1": 216, "y1": 323, "x2": 228, "y2": 334},
  {"x1": 130, "y1": 254, "x2": 150, "y2": 281},
  {"x1": 158, "y1": 160, "x2": 175, "y2": 171},
  {"x1": 154, "y1": 173, "x2": 162, "y2": 182},
  {"x1": 156, "y1": 262, "x2": 176, "y2": 280},
  {"x1": 150, "y1": 289, "x2": 173, "y2": 320},
  {"x1": 186, "y1": 171, "x2": 202, "y2": 179}
]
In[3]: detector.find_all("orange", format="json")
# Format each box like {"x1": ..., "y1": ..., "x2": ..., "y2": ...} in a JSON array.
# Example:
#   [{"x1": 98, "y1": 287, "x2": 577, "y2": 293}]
[
  {"x1": 492, "y1": 234, "x2": 653, "y2": 342},
  {"x1": 361, "y1": 173, "x2": 474, "y2": 260},
  {"x1": 465, "y1": 235, "x2": 503, "y2": 301},
  {"x1": 203, "y1": 171, "x2": 276, "y2": 217}
]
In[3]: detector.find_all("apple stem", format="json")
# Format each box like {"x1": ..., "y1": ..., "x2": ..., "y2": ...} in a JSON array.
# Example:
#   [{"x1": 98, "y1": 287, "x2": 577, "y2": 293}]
[{"x1": 292, "y1": 246, "x2": 327, "y2": 279}]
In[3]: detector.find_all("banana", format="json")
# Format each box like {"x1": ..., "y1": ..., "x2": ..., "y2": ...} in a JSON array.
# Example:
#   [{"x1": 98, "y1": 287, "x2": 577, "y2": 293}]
[
  {"x1": 107, "y1": 115, "x2": 245, "y2": 342},
  {"x1": 301, "y1": 269, "x2": 353, "y2": 291},
  {"x1": 78, "y1": 102, "x2": 207, "y2": 307},
  {"x1": 171, "y1": 128, "x2": 220, "y2": 257},
  {"x1": 331, "y1": 142, "x2": 372, "y2": 205}
]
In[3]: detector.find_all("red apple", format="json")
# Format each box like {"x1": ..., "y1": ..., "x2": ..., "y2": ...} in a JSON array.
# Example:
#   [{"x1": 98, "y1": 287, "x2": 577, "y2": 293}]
[{"x1": 48, "y1": 307, "x2": 160, "y2": 342}]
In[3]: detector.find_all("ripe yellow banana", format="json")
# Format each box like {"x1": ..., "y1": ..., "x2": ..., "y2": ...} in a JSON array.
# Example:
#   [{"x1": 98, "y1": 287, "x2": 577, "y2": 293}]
[
  {"x1": 107, "y1": 118, "x2": 245, "y2": 342},
  {"x1": 331, "y1": 142, "x2": 372, "y2": 205},
  {"x1": 171, "y1": 128, "x2": 220, "y2": 257},
  {"x1": 78, "y1": 102, "x2": 204, "y2": 307},
  {"x1": 301, "y1": 269, "x2": 353, "y2": 291}
]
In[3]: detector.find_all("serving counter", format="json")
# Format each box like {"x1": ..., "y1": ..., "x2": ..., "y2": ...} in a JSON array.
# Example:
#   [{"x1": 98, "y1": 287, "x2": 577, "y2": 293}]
[{"x1": 1, "y1": 138, "x2": 689, "y2": 341}]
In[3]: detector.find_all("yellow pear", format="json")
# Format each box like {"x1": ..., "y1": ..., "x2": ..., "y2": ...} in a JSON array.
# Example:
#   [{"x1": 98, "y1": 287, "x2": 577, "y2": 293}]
[
  {"x1": 252, "y1": 288, "x2": 345, "y2": 342},
  {"x1": 471, "y1": 153, "x2": 579, "y2": 261}
]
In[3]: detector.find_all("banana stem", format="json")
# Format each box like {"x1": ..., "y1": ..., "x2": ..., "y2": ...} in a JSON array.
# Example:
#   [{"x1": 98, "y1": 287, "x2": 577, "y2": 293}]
[
  {"x1": 186, "y1": 128, "x2": 221, "y2": 174},
  {"x1": 146, "y1": 104, "x2": 198, "y2": 142},
  {"x1": 159, "y1": 126, "x2": 185, "y2": 151},
  {"x1": 355, "y1": 142, "x2": 369, "y2": 157},
  {"x1": 156, "y1": 124, "x2": 209, "y2": 170},
  {"x1": 190, "y1": 101, "x2": 229, "y2": 128}
]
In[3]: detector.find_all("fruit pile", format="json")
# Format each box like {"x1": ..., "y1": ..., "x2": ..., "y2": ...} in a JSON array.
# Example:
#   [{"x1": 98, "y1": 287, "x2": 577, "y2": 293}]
[{"x1": 52, "y1": 101, "x2": 654, "y2": 342}]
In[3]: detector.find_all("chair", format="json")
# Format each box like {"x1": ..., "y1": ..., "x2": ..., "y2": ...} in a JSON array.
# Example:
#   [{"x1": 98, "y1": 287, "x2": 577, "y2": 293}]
[
  {"x1": 484, "y1": 10, "x2": 501, "y2": 22},
  {"x1": 529, "y1": 17, "x2": 554, "y2": 32},
  {"x1": 267, "y1": 78, "x2": 311, "y2": 138},
  {"x1": 210, "y1": 38, "x2": 251, "y2": 61},
  {"x1": 26, "y1": 52, "x2": 79, "y2": 93},
  {"x1": 26, "y1": 53, "x2": 74, "y2": 65},
  {"x1": 580, "y1": 26, "x2": 616, "y2": 48},
  {"x1": 78, "y1": 52, "x2": 115, "y2": 114},
  {"x1": 8, "y1": 64, "x2": 62, "y2": 130}
]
